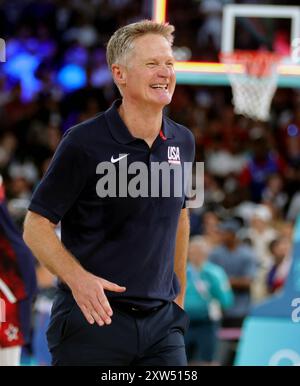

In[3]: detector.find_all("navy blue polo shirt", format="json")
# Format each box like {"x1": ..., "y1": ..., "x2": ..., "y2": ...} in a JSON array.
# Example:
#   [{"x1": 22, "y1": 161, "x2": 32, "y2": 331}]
[{"x1": 29, "y1": 100, "x2": 195, "y2": 308}]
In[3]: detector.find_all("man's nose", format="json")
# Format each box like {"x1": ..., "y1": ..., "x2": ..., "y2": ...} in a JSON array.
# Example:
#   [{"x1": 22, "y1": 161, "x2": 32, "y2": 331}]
[{"x1": 157, "y1": 65, "x2": 172, "y2": 77}]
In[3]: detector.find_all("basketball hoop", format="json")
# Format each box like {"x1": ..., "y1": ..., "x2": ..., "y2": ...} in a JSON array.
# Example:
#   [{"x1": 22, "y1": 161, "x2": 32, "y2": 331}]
[{"x1": 220, "y1": 51, "x2": 281, "y2": 121}]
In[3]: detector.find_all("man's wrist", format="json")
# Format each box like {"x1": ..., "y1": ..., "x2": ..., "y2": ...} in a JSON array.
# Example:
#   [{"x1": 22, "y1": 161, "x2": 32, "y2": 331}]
[{"x1": 62, "y1": 262, "x2": 86, "y2": 289}]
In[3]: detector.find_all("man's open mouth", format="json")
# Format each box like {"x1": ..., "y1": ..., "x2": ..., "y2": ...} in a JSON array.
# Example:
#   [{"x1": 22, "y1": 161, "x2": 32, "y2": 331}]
[{"x1": 150, "y1": 84, "x2": 168, "y2": 90}]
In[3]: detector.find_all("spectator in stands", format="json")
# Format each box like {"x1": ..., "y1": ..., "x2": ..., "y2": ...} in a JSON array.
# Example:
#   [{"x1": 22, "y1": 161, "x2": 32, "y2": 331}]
[
  {"x1": 0, "y1": 175, "x2": 37, "y2": 366},
  {"x1": 200, "y1": 211, "x2": 222, "y2": 248},
  {"x1": 267, "y1": 237, "x2": 291, "y2": 294},
  {"x1": 209, "y1": 219, "x2": 257, "y2": 328},
  {"x1": 239, "y1": 137, "x2": 286, "y2": 202},
  {"x1": 240, "y1": 204, "x2": 277, "y2": 301},
  {"x1": 185, "y1": 236, "x2": 233, "y2": 365},
  {"x1": 32, "y1": 262, "x2": 56, "y2": 366},
  {"x1": 261, "y1": 174, "x2": 288, "y2": 219}
]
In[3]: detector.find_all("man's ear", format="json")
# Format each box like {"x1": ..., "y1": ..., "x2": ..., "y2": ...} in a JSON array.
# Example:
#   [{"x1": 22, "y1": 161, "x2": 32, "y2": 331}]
[{"x1": 111, "y1": 64, "x2": 126, "y2": 86}]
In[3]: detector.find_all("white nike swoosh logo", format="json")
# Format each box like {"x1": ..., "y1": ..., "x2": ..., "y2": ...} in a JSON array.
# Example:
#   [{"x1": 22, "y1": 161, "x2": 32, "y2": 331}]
[{"x1": 111, "y1": 154, "x2": 129, "y2": 163}]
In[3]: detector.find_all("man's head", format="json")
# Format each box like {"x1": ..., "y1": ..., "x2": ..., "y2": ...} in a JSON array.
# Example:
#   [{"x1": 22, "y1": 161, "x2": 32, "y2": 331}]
[
  {"x1": 219, "y1": 219, "x2": 240, "y2": 247},
  {"x1": 188, "y1": 237, "x2": 210, "y2": 268},
  {"x1": 106, "y1": 20, "x2": 176, "y2": 108},
  {"x1": 269, "y1": 237, "x2": 291, "y2": 265},
  {"x1": 202, "y1": 211, "x2": 220, "y2": 234},
  {"x1": 250, "y1": 204, "x2": 272, "y2": 230}
]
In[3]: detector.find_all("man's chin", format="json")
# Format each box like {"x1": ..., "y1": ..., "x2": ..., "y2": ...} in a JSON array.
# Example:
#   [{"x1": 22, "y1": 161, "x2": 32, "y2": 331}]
[{"x1": 149, "y1": 96, "x2": 172, "y2": 108}]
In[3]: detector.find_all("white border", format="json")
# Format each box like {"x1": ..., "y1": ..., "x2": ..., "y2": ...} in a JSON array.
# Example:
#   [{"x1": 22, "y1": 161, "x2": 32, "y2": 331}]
[{"x1": 221, "y1": 4, "x2": 300, "y2": 54}]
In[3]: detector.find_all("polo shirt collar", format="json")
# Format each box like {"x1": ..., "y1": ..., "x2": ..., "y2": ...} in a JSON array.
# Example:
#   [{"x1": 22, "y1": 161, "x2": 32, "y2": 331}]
[{"x1": 105, "y1": 99, "x2": 174, "y2": 144}]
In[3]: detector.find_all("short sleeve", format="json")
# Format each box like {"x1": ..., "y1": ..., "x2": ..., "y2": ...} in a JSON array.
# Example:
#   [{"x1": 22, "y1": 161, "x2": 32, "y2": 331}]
[{"x1": 28, "y1": 133, "x2": 89, "y2": 224}]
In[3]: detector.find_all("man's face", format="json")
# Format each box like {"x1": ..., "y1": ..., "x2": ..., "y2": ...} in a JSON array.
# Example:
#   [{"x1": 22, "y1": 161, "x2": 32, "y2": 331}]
[
  {"x1": 188, "y1": 243, "x2": 208, "y2": 267},
  {"x1": 118, "y1": 34, "x2": 176, "y2": 107},
  {"x1": 273, "y1": 238, "x2": 291, "y2": 263},
  {"x1": 221, "y1": 230, "x2": 236, "y2": 245}
]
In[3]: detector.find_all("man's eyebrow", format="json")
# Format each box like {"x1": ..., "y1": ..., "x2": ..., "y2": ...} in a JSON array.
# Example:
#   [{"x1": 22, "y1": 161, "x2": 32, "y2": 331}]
[{"x1": 144, "y1": 57, "x2": 175, "y2": 62}]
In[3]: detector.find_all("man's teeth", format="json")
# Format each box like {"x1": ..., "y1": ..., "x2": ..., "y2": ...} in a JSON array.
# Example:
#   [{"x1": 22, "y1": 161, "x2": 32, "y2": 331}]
[{"x1": 151, "y1": 85, "x2": 168, "y2": 89}]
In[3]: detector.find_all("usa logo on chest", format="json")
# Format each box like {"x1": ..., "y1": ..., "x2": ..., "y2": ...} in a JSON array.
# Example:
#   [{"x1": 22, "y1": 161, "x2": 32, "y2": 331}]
[{"x1": 167, "y1": 146, "x2": 180, "y2": 165}]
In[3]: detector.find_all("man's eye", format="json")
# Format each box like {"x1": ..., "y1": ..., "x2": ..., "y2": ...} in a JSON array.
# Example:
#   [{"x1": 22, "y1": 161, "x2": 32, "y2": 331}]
[
  {"x1": 146, "y1": 63, "x2": 156, "y2": 66},
  {"x1": 167, "y1": 62, "x2": 174, "y2": 67}
]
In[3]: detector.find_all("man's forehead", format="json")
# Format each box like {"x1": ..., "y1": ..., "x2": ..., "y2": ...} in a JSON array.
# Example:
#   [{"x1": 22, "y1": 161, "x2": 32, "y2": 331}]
[
  {"x1": 142, "y1": 52, "x2": 175, "y2": 61},
  {"x1": 133, "y1": 34, "x2": 172, "y2": 50},
  {"x1": 132, "y1": 36, "x2": 174, "y2": 60}
]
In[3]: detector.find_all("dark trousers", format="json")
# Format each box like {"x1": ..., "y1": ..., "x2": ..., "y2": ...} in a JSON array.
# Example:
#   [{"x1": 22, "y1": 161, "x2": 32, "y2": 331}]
[{"x1": 47, "y1": 291, "x2": 189, "y2": 366}]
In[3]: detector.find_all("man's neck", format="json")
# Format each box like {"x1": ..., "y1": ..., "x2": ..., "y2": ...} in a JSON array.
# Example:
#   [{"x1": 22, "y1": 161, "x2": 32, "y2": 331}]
[{"x1": 118, "y1": 99, "x2": 163, "y2": 148}]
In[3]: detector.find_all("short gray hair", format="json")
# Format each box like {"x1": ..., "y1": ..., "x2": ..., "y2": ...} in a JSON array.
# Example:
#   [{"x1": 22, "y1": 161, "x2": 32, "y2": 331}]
[
  {"x1": 106, "y1": 19, "x2": 175, "y2": 69},
  {"x1": 189, "y1": 236, "x2": 210, "y2": 254}
]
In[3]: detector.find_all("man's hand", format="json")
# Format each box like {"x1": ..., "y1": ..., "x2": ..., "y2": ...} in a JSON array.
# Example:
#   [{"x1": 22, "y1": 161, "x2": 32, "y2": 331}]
[
  {"x1": 67, "y1": 270, "x2": 126, "y2": 326},
  {"x1": 23, "y1": 211, "x2": 126, "y2": 328}
]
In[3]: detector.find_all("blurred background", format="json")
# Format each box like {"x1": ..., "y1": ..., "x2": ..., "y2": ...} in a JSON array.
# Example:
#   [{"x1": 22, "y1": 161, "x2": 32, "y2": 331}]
[{"x1": 1, "y1": 0, "x2": 300, "y2": 366}]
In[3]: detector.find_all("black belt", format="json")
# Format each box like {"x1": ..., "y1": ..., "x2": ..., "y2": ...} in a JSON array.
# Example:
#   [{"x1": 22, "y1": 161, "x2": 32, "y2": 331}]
[{"x1": 111, "y1": 301, "x2": 166, "y2": 315}]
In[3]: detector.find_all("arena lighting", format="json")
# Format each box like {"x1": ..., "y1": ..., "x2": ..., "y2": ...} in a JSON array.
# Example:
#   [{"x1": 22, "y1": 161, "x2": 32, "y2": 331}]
[
  {"x1": 174, "y1": 61, "x2": 243, "y2": 74},
  {"x1": 57, "y1": 64, "x2": 87, "y2": 91},
  {"x1": 152, "y1": 0, "x2": 166, "y2": 24},
  {"x1": 152, "y1": 0, "x2": 300, "y2": 81}
]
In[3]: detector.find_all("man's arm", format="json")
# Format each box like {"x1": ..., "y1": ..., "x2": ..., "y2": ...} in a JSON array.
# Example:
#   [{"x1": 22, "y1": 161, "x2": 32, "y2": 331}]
[
  {"x1": 23, "y1": 211, "x2": 126, "y2": 326},
  {"x1": 173, "y1": 208, "x2": 190, "y2": 309}
]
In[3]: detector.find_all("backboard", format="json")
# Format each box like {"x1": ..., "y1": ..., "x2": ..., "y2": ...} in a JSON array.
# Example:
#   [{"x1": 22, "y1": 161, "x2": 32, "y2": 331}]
[{"x1": 152, "y1": 0, "x2": 300, "y2": 87}]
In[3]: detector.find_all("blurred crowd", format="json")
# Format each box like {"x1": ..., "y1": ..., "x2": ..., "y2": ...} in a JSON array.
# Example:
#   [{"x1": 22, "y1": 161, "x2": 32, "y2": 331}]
[
  {"x1": 0, "y1": 0, "x2": 299, "y2": 366},
  {"x1": 182, "y1": 84, "x2": 299, "y2": 364}
]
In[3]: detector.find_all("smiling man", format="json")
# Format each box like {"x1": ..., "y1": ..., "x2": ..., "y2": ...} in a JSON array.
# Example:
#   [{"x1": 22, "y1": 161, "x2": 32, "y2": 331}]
[{"x1": 23, "y1": 20, "x2": 195, "y2": 366}]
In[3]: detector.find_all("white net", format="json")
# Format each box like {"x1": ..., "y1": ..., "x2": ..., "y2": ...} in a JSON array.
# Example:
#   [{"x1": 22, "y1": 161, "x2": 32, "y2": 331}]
[{"x1": 221, "y1": 51, "x2": 281, "y2": 122}]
